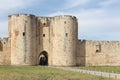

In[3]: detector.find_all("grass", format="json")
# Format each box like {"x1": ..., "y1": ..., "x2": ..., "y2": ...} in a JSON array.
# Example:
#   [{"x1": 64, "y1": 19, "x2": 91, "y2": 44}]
[
  {"x1": 0, "y1": 66, "x2": 119, "y2": 80},
  {"x1": 76, "y1": 66, "x2": 120, "y2": 73}
]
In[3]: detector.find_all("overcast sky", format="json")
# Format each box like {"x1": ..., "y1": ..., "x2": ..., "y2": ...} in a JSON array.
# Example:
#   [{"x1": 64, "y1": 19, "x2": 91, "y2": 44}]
[{"x1": 0, "y1": 0, "x2": 120, "y2": 40}]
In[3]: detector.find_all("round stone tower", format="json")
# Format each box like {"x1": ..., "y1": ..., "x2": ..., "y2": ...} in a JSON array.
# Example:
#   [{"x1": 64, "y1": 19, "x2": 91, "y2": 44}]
[
  {"x1": 9, "y1": 14, "x2": 38, "y2": 65},
  {"x1": 50, "y1": 15, "x2": 78, "y2": 66}
]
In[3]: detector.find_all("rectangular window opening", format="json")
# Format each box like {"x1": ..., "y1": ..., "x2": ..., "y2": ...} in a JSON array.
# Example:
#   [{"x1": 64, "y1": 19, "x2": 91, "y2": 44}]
[
  {"x1": 96, "y1": 45, "x2": 101, "y2": 53},
  {"x1": 43, "y1": 34, "x2": 45, "y2": 37},
  {"x1": 23, "y1": 32, "x2": 25, "y2": 36},
  {"x1": 64, "y1": 21, "x2": 66, "y2": 24},
  {"x1": 66, "y1": 33, "x2": 68, "y2": 37}
]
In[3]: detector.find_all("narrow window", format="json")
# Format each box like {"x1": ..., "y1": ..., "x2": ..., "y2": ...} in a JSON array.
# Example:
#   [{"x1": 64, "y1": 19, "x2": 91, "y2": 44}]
[
  {"x1": 64, "y1": 21, "x2": 66, "y2": 24},
  {"x1": 96, "y1": 44, "x2": 101, "y2": 52},
  {"x1": 25, "y1": 21, "x2": 27, "y2": 23},
  {"x1": 23, "y1": 32, "x2": 25, "y2": 36},
  {"x1": 43, "y1": 23, "x2": 46, "y2": 25},
  {"x1": 43, "y1": 23, "x2": 46, "y2": 26},
  {"x1": 43, "y1": 34, "x2": 45, "y2": 37},
  {"x1": 66, "y1": 33, "x2": 68, "y2": 37}
]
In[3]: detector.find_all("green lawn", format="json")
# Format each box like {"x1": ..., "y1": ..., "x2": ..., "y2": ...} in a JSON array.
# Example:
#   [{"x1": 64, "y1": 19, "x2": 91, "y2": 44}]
[
  {"x1": 76, "y1": 66, "x2": 120, "y2": 73},
  {"x1": 0, "y1": 66, "x2": 119, "y2": 80}
]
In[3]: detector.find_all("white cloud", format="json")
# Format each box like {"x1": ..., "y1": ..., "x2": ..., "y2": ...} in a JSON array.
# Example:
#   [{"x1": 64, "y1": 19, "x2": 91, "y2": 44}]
[
  {"x1": 99, "y1": 0, "x2": 119, "y2": 7},
  {"x1": 0, "y1": 0, "x2": 39, "y2": 15},
  {"x1": 0, "y1": 0, "x2": 23, "y2": 10},
  {"x1": 61, "y1": 0, "x2": 90, "y2": 10},
  {"x1": 65, "y1": 0, "x2": 90, "y2": 8},
  {"x1": 0, "y1": 21, "x2": 8, "y2": 37},
  {"x1": 78, "y1": 8, "x2": 120, "y2": 40},
  {"x1": 47, "y1": 11, "x2": 69, "y2": 16}
]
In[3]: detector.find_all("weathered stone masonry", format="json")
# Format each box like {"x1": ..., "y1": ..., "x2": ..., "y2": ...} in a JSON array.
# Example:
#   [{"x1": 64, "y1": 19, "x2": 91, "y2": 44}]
[
  {"x1": 77, "y1": 40, "x2": 120, "y2": 66},
  {"x1": 0, "y1": 14, "x2": 120, "y2": 66}
]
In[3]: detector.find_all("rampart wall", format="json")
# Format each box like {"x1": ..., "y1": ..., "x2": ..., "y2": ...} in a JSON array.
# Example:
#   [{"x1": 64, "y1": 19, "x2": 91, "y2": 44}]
[
  {"x1": 77, "y1": 40, "x2": 120, "y2": 66},
  {"x1": 0, "y1": 38, "x2": 10, "y2": 65}
]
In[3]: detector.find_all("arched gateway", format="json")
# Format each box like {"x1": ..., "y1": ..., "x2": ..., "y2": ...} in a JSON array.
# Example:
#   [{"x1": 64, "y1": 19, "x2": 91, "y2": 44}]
[{"x1": 39, "y1": 51, "x2": 48, "y2": 66}]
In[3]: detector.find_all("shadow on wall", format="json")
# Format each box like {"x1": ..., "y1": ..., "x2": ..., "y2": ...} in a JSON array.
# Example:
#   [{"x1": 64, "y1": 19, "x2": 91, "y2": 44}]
[{"x1": 0, "y1": 41, "x2": 3, "y2": 51}]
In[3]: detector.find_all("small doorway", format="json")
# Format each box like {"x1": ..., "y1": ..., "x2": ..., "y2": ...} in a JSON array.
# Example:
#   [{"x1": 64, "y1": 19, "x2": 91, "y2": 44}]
[{"x1": 39, "y1": 51, "x2": 48, "y2": 66}]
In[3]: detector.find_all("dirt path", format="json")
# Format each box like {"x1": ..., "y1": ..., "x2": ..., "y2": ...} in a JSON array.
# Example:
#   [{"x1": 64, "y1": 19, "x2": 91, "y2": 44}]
[{"x1": 48, "y1": 66, "x2": 120, "y2": 79}]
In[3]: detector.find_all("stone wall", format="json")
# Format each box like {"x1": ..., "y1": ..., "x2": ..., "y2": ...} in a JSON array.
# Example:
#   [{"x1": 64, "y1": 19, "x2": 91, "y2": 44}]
[
  {"x1": 86, "y1": 40, "x2": 120, "y2": 66},
  {"x1": 77, "y1": 40, "x2": 120, "y2": 66},
  {"x1": 0, "y1": 38, "x2": 11, "y2": 65},
  {"x1": 76, "y1": 40, "x2": 86, "y2": 66}
]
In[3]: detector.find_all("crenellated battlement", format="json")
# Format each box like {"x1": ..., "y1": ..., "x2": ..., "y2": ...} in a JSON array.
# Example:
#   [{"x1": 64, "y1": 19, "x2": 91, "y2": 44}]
[
  {"x1": 37, "y1": 15, "x2": 77, "y2": 21},
  {"x1": 78, "y1": 39, "x2": 120, "y2": 46},
  {"x1": 9, "y1": 14, "x2": 77, "y2": 19},
  {"x1": 53, "y1": 15, "x2": 77, "y2": 20},
  {"x1": 54, "y1": 15, "x2": 76, "y2": 18},
  {"x1": 8, "y1": 14, "x2": 36, "y2": 18},
  {"x1": 84, "y1": 40, "x2": 120, "y2": 45}
]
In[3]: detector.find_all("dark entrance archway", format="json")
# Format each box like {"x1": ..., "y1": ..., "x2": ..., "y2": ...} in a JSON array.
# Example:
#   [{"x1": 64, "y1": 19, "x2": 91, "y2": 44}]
[{"x1": 39, "y1": 51, "x2": 48, "y2": 66}]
